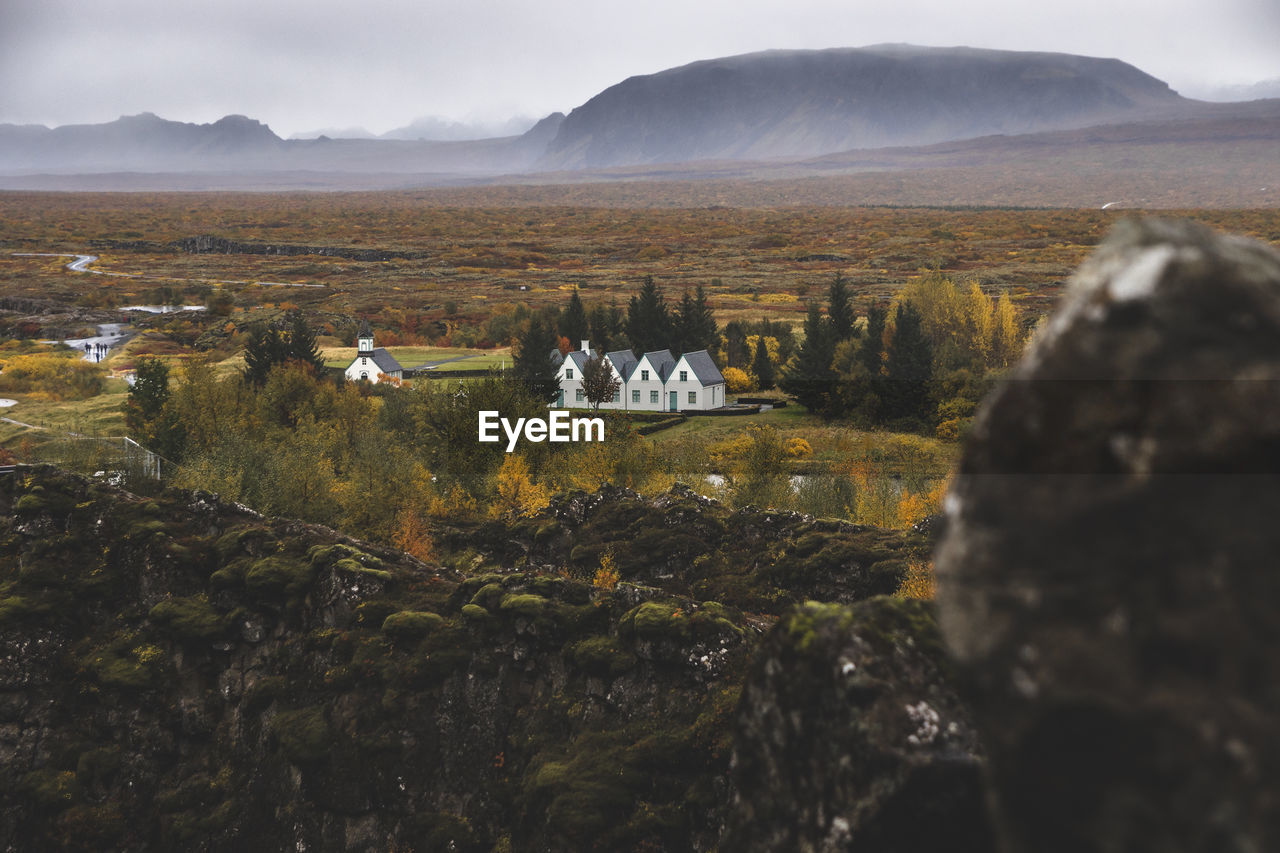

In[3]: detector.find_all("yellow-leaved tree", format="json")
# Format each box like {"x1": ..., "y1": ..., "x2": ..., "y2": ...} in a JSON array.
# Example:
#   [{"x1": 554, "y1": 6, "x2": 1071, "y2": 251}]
[{"x1": 494, "y1": 454, "x2": 551, "y2": 518}]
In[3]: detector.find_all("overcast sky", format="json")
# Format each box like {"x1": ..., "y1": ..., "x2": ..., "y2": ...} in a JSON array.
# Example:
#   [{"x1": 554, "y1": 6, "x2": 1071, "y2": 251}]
[{"x1": 2, "y1": 0, "x2": 1278, "y2": 137}]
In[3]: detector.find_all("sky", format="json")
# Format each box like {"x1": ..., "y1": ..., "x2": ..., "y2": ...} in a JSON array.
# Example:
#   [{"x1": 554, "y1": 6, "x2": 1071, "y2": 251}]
[{"x1": 2, "y1": 0, "x2": 1278, "y2": 137}]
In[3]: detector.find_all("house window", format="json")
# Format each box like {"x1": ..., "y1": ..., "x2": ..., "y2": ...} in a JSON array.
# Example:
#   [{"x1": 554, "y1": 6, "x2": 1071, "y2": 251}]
[
  {"x1": 632, "y1": 390, "x2": 640, "y2": 403},
  {"x1": 641, "y1": 369, "x2": 649, "y2": 380},
  {"x1": 688, "y1": 391, "x2": 697, "y2": 404},
  {"x1": 679, "y1": 370, "x2": 688, "y2": 381},
  {"x1": 566, "y1": 369, "x2": 573, "y2": 379},
  {"x1": 361, "y1": 357, "x2": 367, "y2": 365},
  {"x1": 612, "y1": 391, "x2": 621, "y2": 403},
  {"x1": 650, "y1": 390, "x2": 659, "y2": 403},
  {"x1": 575, "y1": 390, "x2": 584, "y2": 402}
]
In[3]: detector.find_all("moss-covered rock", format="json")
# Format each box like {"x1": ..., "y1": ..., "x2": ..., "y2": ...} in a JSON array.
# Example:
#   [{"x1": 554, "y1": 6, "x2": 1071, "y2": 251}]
[{"x1": 381, "y1": 610, "x2": 445, "y2": 639}]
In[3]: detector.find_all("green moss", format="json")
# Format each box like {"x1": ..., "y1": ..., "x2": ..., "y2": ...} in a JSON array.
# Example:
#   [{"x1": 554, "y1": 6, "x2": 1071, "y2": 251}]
[
  {"x1": 533, "y1": 520, "x2": 561, "y2": 543},
  {"x1": 0, "y1": 594, "x2": 46, "y2": 624},
  {"x1": 568, "y1": 636, "x2": 637, "y2": 677},
  {"x1": 623, "y1": 601, "x2": 691, "y2": 640},
  {"x1": 467, "y1": 582, "x2": 507, "y2": 611},
  {"x1": 381, "y1": 610, "x2": 445, "y2": 639},
  {"x1": 82, "y1": 644, "x2": 160, "y2": 690},
  {"x1": 14, "y1": 493, "x2": 48, "y2": 514},
  {"x1": 334, "y1": 557, "x2": 393, "y2": 581},
  {"x1": 529, "y1": 576, "x2": 564, "y2": 598},
  {"x1": 784, "y1": 601, "x2": 855, "y2": 654},
  {"x1": 270, "y1": 708, "x2": 330, "y2": 764},
  {"x1": 499, "y1": 593, "x2": 548, "y2": 619},
  {"x1": 149, "y1": 595, "x2": 226, "y2": 642},
  {"x1": 125, "y1": 519, "x2": 168, "y2": 541},
  {"x1": 460, "y1": 603, "x2": 492, "y2": 622},
  {"x1": 353, "y1": 600, "x2": 399, "y2": 627},
  {"x1": 245, "y1": 555, "x2": 314, "y2": 596}
]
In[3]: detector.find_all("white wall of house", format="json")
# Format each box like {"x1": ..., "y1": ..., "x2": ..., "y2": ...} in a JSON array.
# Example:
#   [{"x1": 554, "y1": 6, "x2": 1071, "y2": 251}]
[
  {"x1": 555, "y1": 355, "x2": 585, "y2": 408},
  {"x1": 668, "y1": 354, "x2": 725, "y2": 411},
  {"x1": 628, "y1": 354, "x2": 669, "y2": 411},
  {"x1": 344, "y1": 355, "x2": 401, "y2": 384}
]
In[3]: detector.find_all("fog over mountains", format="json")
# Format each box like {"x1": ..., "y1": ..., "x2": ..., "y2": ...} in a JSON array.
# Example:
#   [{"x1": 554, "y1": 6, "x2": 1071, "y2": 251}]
[{"x1": 0, "y1": 44, "x2": 1275, "y2": 191}]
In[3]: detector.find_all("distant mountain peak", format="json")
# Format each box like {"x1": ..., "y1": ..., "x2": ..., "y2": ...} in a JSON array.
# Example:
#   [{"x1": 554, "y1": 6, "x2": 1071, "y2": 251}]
[{"x1": 538, "y1": 44, "x2": 1187, "y2": 169}]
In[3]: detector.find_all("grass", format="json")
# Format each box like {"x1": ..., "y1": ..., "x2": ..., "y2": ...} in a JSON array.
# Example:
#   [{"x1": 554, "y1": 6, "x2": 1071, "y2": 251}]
[
  {"x1": 0, "y1": 383, "x2": 130, "y2": 444},
  {"x1": 320, "y1": 345, "x2": 511, "y2": 370}
]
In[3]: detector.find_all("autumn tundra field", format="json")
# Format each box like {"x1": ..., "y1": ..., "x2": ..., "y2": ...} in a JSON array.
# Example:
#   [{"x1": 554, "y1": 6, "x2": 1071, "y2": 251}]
[{"x1": 0, "y1": 188, "x2": 1278, "y2": 563}]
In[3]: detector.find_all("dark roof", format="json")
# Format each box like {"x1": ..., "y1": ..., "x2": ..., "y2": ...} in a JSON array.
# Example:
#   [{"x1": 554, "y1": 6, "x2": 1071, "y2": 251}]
[
  {"x1": 548, "y1": 348, "x2": 565, "y2": 369},
  {"x1": 356, "y1": 348, "x2": 402, "y2": 374},
  {"x1": 358, "y1": 318, "x2": 373, "y2": 337},
  {"x1": 640, "y1": 349, "x2": 676, "y2": 380},
  {"x1": 564, "y1": 351, "x2": 590, "y2": 372},
  {"x1": 680, "y1": 350, "x2": 723, "y2": 386},
  {"x1": 606, "y1": 349, "x2": 638, "y2": 381}
]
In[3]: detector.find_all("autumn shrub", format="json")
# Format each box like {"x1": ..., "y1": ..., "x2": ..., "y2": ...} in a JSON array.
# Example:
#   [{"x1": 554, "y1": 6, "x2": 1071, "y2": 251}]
[
  {"x1": 895, "y1": 557, "x2": 936, "y2": 600},
  {"x1": 0, "y1": 352, "x2": 105, "y2": 400},
  {"x1": 721, "y1": 367, "x2": 752, "y2": 393},
  {"x1": 592, "y1": 549, "x2": 620, "y2": 592}
]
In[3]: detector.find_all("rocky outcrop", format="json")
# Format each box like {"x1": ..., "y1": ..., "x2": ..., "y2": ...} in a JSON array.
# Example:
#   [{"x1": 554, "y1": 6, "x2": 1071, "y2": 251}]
[
  {"x1": 434, "y1": 483, "x2": 924, "y2": 614},
  {"x1": 0, "y1": 467, "x2": 758, "y2": 851},
  {"x1": 725, "y1": 598, "x2": 994, "y2": 853},
  {"x1": 173, "y1": 235, "x2": 428, "y2": 262},
  {"x1": 936, "y1": 219, "x2": 1280, "y2": 852}
]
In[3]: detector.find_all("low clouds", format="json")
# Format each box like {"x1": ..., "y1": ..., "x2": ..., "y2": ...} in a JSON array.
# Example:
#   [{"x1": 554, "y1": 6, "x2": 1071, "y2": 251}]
[{"x1": 2, "y1": 0, "x2": 1277, "y2": 135}]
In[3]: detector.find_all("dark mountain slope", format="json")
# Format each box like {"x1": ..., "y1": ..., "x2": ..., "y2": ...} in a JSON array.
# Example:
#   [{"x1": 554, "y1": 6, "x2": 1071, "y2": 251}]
[{"x1": 537, "y1": 44, "x2": 1191, "y2": 169}]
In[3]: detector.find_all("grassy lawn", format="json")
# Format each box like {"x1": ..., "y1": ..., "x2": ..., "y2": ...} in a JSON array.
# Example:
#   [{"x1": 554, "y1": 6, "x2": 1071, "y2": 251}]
[
  {"x1": 653, "y1": 404, "x2": 812, "y2": 442},
  {"x1": 0, "y1": 382, "x2": 130, "y2": 445},
  {"x1": 321, "y1": 346, "x2": 511, "y2": 371}
]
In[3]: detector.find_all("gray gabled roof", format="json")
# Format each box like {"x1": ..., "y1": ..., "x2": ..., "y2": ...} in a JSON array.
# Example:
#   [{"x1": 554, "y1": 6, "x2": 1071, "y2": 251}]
[
  {"x1": 680, "y1": 350, "x2": 723, "y2": 386},
  {"x1": 640, "y1": 349, "x2": 676, "y2": 381},
  {"x1": 369, "y1": 348, "x2": 403, "y2": 374},
  {"x1": 358, "y1": 318, "x2": 373, "y2": 337},
  {"x1": 606, "y1": 349, "x2": 638, "y2": 381},
  {"x1": 548, "y1": 348, "x2": 564, "y2": 369},
  {"x1": 564, "y1": 350, "x2": 590, "y2": 372}
]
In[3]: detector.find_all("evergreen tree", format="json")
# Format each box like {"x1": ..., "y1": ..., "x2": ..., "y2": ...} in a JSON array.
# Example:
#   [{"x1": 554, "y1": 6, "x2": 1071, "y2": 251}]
[
  {"x1": 780, "y1": 303, "x2": 837, "y2": 415},
  {"x1": 673, "y1": 285, "x2": 718, "y2": 355},
  {"x1": 883, "y1": 303, "x2": 934, "y2": 427},
  {"x1": 243, "y1": 323, "x2": 287, "y2": 386},
  {"x1": 124, "y1": 357, "x2": 186, "y2": 458},
  {"x1": 673, "y1": 289, "x2": 697, "y2": 355},
  {"x1": 512, "y1": 315, "x2": 561, "y2": 402},
  {"x1": 626, "y1": 276, "x2": 671, "y2": 354},
  {"x1": 859, "y1": 305, "x2": 887, "y2": 377},
  {"x1": 560, "y1": 288, "x2": 590, "y2": 346},
  {"x1": 827, "y1": 273, "x2": 855, "y2": 343},
  {"x1": 752, "y1": 337, "x2": 776, "y2": 390},
  {"x1": 286, "y1": 311, "x2": 325, "y2": 374}
]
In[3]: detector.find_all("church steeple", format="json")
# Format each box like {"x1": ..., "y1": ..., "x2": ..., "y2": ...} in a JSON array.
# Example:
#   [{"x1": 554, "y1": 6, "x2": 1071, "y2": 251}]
[{"x1": 357, "y1": 319, "x2": 374, "y2": 354}]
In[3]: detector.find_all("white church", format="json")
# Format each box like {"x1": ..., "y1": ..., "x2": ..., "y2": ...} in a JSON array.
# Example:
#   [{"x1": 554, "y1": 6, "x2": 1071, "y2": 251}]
[
  {"x1": 551, "y1": 341, "x2": 726, "y2": 411},
  {"x1": 344, "y1": 320, "x2": 403, "y2": 384}
]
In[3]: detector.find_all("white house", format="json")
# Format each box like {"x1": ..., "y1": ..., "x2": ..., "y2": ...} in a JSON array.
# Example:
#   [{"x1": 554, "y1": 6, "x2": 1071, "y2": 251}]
[
  {"x1": 344, "y1": 320, "x2": 403, "y2": 384},
  {"x1": 668, "y1": 350, "x2": 726, "y2": 411},
  {"x1": 552, "y1": 343, "x2": 725, "y2": 412},
  {"x1": 628, "y1": 350, "x2": 676, "y2": 411},
  {"x1": 555, "y1": 342, "x2": 632, "y2": 409}
]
